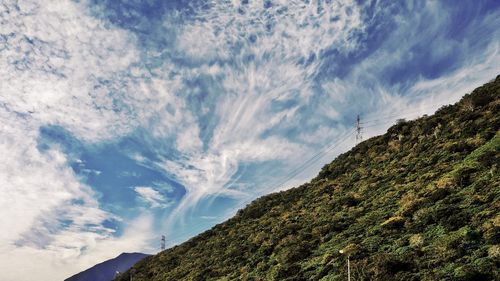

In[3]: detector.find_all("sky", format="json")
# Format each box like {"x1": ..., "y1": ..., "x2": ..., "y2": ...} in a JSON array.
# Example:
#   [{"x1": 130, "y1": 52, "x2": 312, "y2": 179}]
[{"x1": 0, "y1": 0, "x2": 499, "y2": 280}]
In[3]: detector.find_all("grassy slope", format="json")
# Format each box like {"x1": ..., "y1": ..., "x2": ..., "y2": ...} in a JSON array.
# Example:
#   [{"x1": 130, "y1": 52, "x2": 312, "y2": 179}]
[{"x1": 117, "y1": 76, "x2": 499, "y2": 281}]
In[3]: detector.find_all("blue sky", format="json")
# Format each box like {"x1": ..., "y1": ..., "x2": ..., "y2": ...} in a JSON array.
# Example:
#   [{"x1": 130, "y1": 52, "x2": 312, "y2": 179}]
[{"x1": 0, "y1": 0, "x2": 499, "y2": 280}]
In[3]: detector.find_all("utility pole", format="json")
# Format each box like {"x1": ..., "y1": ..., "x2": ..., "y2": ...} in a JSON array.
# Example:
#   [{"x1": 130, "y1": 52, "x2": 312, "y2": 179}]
[
  {"x1": 339, "y1": 249, "x2": 351, "y2": 281},
  {"x1": 161, "y1": 235, "x2": 166, "y2": 251},
  {"x1": 347, "y1": 255, "x2": 351, "y2": 281},
  {"x1": 355, "y1": 114, "x2": 363, "y2": 144}
]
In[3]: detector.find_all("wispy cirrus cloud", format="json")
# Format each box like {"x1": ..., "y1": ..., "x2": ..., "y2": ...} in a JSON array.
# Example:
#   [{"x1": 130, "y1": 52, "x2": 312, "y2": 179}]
[
  {"x1": 134, "y1": 186, "x2": 171, "y2": 209},
  {"x1": 154, "y1": 0, "x2": 369, "y2": 217}
]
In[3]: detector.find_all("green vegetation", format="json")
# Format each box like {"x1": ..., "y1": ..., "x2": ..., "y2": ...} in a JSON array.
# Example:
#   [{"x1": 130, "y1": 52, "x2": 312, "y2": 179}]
[{"x1": 116, "y1": 76, "x2": 499, "y2": 281}]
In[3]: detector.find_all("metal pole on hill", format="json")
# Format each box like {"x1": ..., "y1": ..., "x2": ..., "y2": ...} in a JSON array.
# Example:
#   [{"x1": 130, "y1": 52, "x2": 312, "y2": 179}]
[
  {"x1": 347, "y1": 255, "x2": 351, "y2": 281},
  {"x1": 356, "y1": 114, "x2": 363, "y2": 144},
  {"x1": 339, "y1": 249, "x2": 351, "y2": 281}
]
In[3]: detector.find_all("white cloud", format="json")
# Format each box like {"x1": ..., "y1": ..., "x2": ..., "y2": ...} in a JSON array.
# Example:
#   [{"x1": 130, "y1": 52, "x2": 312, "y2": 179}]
[
  {"x1": 200, "y1": 215, "x2": 217, "y2": 220},
  {"x1": 318, "y1": 1, "x2": 500, "y2": 141},
  {"x1": 0, "y1": 0, "x2": 183, "y2": 142},
  {"x1": 1, "y1": 0, "x2": 137, "y2": 141},
  {"x1": 0, "y1": 0, "x2": 166, "y2": 280},
  {"x1": 134, "y1": 186, "x2": 170, "y2": 209},
  {"x1": 175, "y1": 122, "x2": 204, "y2": 153},
  {"x1": 0, "y1": 110, "x2": 155, "y2": 281},
  {"x1": 0, "y1": 214, "x2": 154, "y2": 281}
]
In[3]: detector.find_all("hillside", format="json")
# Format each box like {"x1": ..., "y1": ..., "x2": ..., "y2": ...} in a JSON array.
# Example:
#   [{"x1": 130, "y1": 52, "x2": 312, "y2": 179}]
[
  {"x1": 116, "y1": 77, "x2": 499, "y2": 281},
  {"x1": 65, "y1": 253, "x2": 149, "y2": 281}
]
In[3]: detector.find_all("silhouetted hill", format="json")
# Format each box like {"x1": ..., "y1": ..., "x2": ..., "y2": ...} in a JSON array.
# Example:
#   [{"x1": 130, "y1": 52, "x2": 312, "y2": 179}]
[
  {"x1": 65, "y1": 252, "x2": 149, "y2": 281},
  {"x1": 116, "y1": 76, "x2": 499, "y2": 280}
]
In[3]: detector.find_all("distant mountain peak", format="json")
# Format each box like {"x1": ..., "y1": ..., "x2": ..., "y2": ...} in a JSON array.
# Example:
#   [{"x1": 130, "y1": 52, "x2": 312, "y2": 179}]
[{"x1": 65, "y1": 252, "x2": 149, "y2": 281}]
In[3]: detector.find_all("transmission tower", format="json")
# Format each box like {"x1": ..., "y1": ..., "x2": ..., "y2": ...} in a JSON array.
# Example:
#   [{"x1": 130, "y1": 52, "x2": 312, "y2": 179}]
[
  {"x1": 355, "y1": 114, "x2": 363, "y2": 143},
  {"x1": 161, "y1": 235, "x2": 165, "y2": 251}
]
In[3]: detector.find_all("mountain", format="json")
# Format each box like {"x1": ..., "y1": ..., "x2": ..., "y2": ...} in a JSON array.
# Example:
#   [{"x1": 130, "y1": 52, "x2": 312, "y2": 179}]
[
  {"x1": 116, "y1": 77, "x2": 499, "y2": 281},
  {"x1": 65, "y1": 253, "x2": 149, "y2": 281}
]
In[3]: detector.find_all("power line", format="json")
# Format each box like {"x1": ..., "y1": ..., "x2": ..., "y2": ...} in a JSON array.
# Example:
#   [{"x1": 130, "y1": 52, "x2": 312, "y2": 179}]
[
  {"x1": 249, "y1": 107, "x2": 436, "y2": 199},
  {"x1": 264, "y1": 128, "x2": 356, "y2": 193},
  {"x1": 265, "y1": 105, "x2": 438, "y2": 193},
  {"x1": 230, "y1": 107, "x2": 438, "y2": 206}
]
